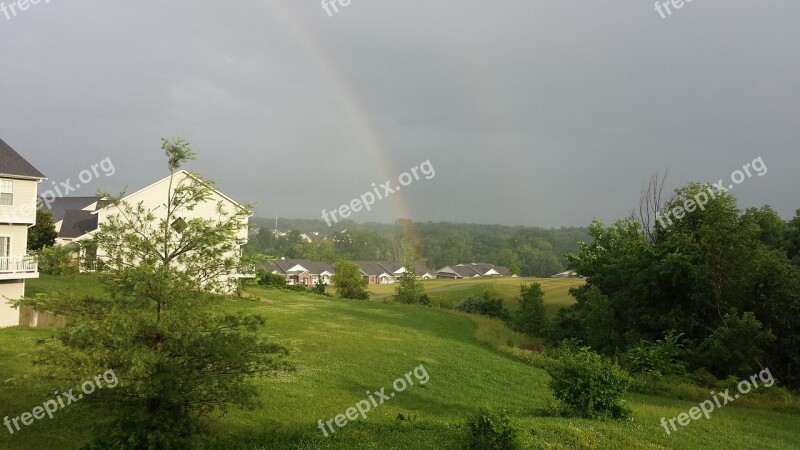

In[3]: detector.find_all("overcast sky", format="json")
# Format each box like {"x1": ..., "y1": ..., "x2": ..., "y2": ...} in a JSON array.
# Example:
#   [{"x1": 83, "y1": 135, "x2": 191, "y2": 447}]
[{"x1": 1, "y1": 1, "x2": 798, "y2": 228}]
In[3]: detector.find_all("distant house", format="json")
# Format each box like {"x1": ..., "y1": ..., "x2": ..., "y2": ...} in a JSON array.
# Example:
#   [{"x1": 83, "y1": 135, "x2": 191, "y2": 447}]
[
  {"x1": 300, "y1": 232, "x2": 326, "y2": 243},
  {"x1": 434, "y1": 263, "x2": 511, "y2": 279},
  {"x1": 44, "y1": 196, "x2": 109, "y2": 243},
  {"x1": 259, "y1": 258, "x2": 335, "y2": 286},
  {"x1": 355, "y1": 261, "x2": 401, "y2": 285},
  {"x1": 0, "y1": 138, "x2": 45, "y2": 328},
  {"x1": 43, "y1": 170, "x2": 252, "y2": 292},
  {"x1": 43, "y1": 197, "x2": 111, "y2": 246},
  {"x1": 354, "y1": 261, "x2": 433, "y2": 284},
  {"x1": 551, "y1": 270, "x2": 580, "y2": 278}
]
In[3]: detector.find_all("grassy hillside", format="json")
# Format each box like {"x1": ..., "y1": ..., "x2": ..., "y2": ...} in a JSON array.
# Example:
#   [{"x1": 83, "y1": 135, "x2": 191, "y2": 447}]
[{"x1": 1, "y1": 275, "x2": 799, "y2": 449}]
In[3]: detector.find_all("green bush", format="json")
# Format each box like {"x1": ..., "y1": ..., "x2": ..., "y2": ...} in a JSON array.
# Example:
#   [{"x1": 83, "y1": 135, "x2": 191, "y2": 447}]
[
  {"x1": 311, "y1": 282, "x2": 327, "y2": 296},
  {"x1": 465, "y1": 407, "x2": 519, "y2": 450},
  {"x1": 394, "y1": 270, "x2": 427, "y2": 304},
  {"x1": 37, "y1": 246, "x2": 78, "y2": 275},
  {"x1": 256, "y1": 269, "x2": 287, "y2": 287},
  {"x1": 548, "y1": 346, "x2": 632, "y2": 419},
  {"x1": 621, "y1": 331, "x2": 687, "y2": 376},
  {"x1": 456, "y1": 293, "x2": 510, "y2": 321}
]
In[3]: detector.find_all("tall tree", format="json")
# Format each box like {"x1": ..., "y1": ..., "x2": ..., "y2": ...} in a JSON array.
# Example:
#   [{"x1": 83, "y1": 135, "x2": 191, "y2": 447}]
[
  {"x1": 28, "y1": 208, "x2": 58, "y2": 251},
  {"x1": 514, "y1": 283, "x2": 548, "y2": 338},
  {"x1": 332, "y1": 260, "x2": 370, "y2": 300}
]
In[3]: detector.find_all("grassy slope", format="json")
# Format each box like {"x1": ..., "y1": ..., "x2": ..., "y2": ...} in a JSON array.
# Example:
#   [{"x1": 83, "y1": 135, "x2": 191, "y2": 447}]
[{"x1": 0, "y1": 275, "x2": 798, "y2": 449}]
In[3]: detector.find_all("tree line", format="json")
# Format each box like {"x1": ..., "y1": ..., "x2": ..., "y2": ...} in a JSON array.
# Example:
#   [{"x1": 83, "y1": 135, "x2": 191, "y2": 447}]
[{"x1": 246, "y1": 218, "x2": 587, "y2": 277}]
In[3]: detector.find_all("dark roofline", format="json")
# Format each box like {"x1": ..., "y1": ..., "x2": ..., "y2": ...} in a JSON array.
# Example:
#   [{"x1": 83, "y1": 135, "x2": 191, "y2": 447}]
[{"x1": 0, "y1": 138, "x2": 46, "y2": 179}]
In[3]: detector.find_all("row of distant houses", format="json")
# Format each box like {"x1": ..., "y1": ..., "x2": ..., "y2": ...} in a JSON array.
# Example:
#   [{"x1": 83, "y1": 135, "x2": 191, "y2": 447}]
[{"x1": 258, "y1": 259, "x2": 514, "y2": 286}]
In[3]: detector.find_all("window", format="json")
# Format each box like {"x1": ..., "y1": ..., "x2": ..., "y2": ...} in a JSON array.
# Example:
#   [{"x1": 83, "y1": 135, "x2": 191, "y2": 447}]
[
  {"x1": 170, "y1": 217, "x2": 188, "y2": 234},
  {"x1": 0, "y1": 179, "x2": 12, "y2": 206},
  {"x1": 0, "y1": 236, "x2": 9, "y2": 257}
]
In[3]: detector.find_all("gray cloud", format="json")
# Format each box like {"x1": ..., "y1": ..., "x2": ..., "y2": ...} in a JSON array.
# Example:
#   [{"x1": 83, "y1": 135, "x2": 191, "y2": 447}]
[{"x1": 1, "y1": 0, "x2": 798, "y2": 227}]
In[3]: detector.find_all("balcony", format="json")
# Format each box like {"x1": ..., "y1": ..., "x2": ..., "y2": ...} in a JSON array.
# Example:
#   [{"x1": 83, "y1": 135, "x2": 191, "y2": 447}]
[{"x1": 0, "y1": 256, "x2": 39, "y2": 280}]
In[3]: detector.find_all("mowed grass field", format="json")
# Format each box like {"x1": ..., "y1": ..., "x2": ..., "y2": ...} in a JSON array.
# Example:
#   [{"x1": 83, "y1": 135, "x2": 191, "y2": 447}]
[
  {"x1": 369, "y1": 277, "x2": 584, "y2": 315},
  {"x1": 1, "y1": 275, "x2": 799, "y2": 449}
]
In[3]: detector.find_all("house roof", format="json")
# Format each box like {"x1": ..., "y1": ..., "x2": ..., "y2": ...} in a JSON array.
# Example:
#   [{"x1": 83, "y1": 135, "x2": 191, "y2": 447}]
[
  {"x1": 115, "y1": 169, "x2": 248, "y2": 214},
  {"x1": 457, "y1": 263, "x2": 510, "y2": 276},
  {"x1": 354, "y1": 261, "x2": 397, "y2": 277},
  {"x1": 42, "y1": 196, "x2": 106, "y2": 222},
  {"x1": 435, "y1": 263, "x2": 510, "y2": 278},
  {"x1": 0, "y1": 138, "x2": 46, "y2": 179},
  {"x1": 59, "y1": 209, "x2": 99, "y2": 238},
  {"x1": 413, "y1": 263, "x2": 432, "y2": 275},
  {"x1": 351, "y1": 261, "x2": 431, "y2": 277},
  {"x1": 261, "y1": 259, "x2": 335, "y2": 275}
]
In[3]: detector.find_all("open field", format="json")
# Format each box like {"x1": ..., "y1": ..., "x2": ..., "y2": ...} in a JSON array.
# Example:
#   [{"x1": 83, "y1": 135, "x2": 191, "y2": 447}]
[
  {"x1": 1, "y1": 275, "x2": 799, "y2": 449},
  {"x1": 369, "y1": 277, "x2": 585, "y2": 314}
]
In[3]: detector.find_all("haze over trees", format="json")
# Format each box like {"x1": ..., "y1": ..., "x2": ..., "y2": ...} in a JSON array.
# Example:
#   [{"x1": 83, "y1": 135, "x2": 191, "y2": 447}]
[{"x1": 246, "y1": 218, "x2": 587, "y2": 277}]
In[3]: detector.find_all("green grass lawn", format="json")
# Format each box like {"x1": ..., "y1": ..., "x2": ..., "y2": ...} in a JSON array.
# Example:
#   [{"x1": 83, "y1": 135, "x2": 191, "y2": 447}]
[{"x1": 1, "y1": 275, "x2": 798, "y2": 449}]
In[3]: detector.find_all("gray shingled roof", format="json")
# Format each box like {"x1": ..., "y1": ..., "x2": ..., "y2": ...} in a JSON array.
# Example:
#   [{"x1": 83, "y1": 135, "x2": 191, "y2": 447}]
[
  {"x1": 0, "y1": 138, "x2": 46, "y2": 179},
  {"x1": 260, "y1": 259, "x2": 336, "y2": 275},
  {"x1": 58, "y1": 210, "x2": 99, "y2": 238},
  {"x1": 42, "y1": 196, "x2": 105, "y2": 222}
]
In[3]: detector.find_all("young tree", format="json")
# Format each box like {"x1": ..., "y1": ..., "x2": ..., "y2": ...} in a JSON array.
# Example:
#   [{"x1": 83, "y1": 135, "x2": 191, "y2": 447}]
[
  {"x1": 513, "y1": 283, "x2": 548, "y2": 338},
  {"x1": 28, "y1": 208, "x2": 58, "y2": 251},
  {"x1": 394, "y1": 269, "x2": 427, "y2": 304},
  {"x1": 19, "y1": 137, "x2": 289, "y2": 448},
  {"x1": 94, "y1": 137, "x2": 252, "y2": 298},
  {"x1": 332, "y1": 260, "x2": 370, "y2": 300}
]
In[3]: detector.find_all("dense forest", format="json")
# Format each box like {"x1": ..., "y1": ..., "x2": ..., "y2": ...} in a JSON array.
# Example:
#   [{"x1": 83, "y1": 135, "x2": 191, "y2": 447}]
[{"x1": 245, "y1": 218, "x2": 588, "y2": 277}]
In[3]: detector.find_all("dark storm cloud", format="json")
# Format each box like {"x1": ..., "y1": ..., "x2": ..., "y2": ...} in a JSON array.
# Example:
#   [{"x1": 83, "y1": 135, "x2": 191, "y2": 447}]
[{"x1": 1, "y1": 1, "x2": 798, "y2": 227}]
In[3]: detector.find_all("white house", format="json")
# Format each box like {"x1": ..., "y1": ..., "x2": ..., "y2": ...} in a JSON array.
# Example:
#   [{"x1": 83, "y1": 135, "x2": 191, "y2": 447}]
[
  {"x1": 47, "y1": 170, "x2": 252, "y2": 292},
  {"x1": 434, "y1": 263, "x2": 511, "y2": 279},
  {"x1": 0, "y1": 139, "x2": 44, "y2": 328}
]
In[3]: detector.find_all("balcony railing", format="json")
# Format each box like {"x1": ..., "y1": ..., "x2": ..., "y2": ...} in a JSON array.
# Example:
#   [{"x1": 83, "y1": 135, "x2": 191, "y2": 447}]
[{"x1": 0, "y1": 256, "x2": 38, "y2": 275}]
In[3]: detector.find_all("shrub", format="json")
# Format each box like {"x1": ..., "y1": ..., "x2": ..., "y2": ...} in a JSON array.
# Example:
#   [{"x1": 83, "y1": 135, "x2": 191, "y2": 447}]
[
  {"x1": 37, "y1": 246, "x2": 77, "y2": 275},
  {"x1": 465, "y1": 407, "x2": 519, "y2": 450},
  {"x1": 621, "y1": 331, "x2": 687, "y2": 376},
  {"x1": 419, "y1": 293, "x2": 431, "y2": 306},
  {"x1": 394, "y1": 269, "x2": 427, "y2": 304},
  {"x1": 548, "y1": 346, "x2": 632, "y2": 419},
  {"x1": 311, "y1": 282, "x2": 327, "y2": 296},
  {"x1": 256, "y1": 269, "x2": 287, "y2": 287},
  {"x1": 456, "y1": 293, "x2": 510, "y2": 321}
]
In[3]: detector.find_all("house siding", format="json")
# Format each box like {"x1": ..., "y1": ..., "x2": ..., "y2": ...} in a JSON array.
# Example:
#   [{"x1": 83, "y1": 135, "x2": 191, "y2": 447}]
[
  {"x1": 0, "y1": 178, "x2": 39, "y2": 225},
  {"x1": 89, "y1": 171, "x2": 248, "y2": 293},
  {"x1": 0, "y1": 280, "x2": 25, "y2": 327}
]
